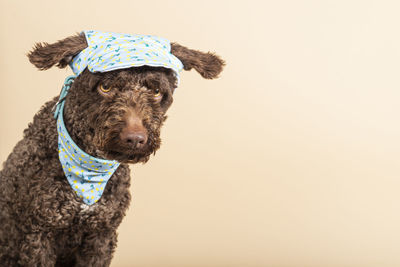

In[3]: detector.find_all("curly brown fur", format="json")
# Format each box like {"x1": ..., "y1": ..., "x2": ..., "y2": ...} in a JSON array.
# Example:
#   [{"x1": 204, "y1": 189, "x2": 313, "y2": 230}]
[{"x1": 0, "y1": 32, "x2": 224, "y2": 266}]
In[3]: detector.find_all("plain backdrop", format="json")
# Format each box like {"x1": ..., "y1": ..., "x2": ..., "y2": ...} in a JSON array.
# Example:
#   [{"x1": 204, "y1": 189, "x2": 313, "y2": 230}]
[{"x1": 1, "y1": 0, "x2": 400, "y2": 266}]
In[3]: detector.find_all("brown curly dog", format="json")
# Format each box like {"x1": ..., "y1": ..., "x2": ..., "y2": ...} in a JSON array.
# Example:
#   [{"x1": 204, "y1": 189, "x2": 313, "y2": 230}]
[{"x1": 0, "y1": 32, "x2": 224, "y2": 266}]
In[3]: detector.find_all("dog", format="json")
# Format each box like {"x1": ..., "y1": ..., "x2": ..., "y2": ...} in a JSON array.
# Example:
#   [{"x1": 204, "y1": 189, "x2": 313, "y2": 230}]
[{"x1": 0, "y1": 30, "x2": 224, "y2": 266}]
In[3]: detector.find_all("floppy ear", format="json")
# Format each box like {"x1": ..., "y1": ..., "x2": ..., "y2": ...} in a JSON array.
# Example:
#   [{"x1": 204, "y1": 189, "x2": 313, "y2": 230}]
[
  {"x1": 170, "y1": 42, "x2": 225, "y2": 79},
  {"x1": 27, "y1": 33, "x2": 87, "y2": 70}
]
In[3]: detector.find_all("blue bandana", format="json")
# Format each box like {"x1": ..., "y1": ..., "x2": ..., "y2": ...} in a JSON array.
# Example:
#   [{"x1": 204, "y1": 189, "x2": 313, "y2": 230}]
[
  {"x1": 70, "y1": 30, "x2": 183, "y2": 82},
  {"x1": 54, "y1": 76, "x2": 120, "y2": 205}
]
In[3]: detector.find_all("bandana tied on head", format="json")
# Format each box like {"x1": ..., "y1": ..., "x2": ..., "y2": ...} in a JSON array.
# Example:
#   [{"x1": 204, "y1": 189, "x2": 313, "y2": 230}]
[{"x1": 70, "y1": 30, "x2": 184, "y2": 82}]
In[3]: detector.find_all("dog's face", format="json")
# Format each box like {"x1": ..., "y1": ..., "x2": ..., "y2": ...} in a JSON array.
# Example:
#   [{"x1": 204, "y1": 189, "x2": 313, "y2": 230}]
[
  {"x1": 28, "y1": 32, "x2": 224, "y2": 164},
  {"x1": 72, "y1": 67, "x2": 177, "y2": 164}
]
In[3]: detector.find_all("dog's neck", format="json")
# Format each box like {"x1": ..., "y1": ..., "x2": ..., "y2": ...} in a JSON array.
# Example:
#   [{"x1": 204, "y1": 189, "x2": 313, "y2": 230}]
[
  {"x1": 63, "y1": 106, "x2": 96, "y2": 157},
  {"x1": 61, "y1": 80, "x2": 103, "y2": 159}
]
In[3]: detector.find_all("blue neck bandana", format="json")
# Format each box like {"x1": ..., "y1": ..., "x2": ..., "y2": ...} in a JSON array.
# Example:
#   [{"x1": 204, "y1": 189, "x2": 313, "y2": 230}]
[
  {"x1": 54, "y1": 76, "x2": 120, "y2": 205},
  {"x1": 70, "y1": 30, "x2": 183, "y2": 82}
]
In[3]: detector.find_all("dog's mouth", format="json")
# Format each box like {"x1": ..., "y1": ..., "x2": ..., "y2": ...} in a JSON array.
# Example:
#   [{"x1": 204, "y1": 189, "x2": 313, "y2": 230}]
[
  {"x1": 101, "y1": 142, "x2": 157, "y2": 164},
  {"x1": 105, "y1": 150, "x2": 151, "y2": 164}
]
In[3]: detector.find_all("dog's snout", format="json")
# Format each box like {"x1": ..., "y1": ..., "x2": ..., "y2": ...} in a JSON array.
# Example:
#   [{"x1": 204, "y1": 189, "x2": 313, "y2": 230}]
[
  {"x1": 121, "y1": 132, "x2": 147, "y2": 148},
  {"x1": 120, "y1": 110, "x2": 148, "y2": 149}
]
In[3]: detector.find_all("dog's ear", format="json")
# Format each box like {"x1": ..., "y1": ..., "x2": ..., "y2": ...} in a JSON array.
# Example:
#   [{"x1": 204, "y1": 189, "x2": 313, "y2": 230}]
[
  {"x1": 170, "y1": 42, "x2": 225, "y2": 79},
  {"x1": 27, "y1": 33, "x2": 87, "y2": 70}
]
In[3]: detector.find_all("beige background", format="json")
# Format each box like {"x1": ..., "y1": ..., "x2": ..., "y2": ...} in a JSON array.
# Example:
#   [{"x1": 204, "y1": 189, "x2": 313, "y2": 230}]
[{"x1": 1, "y1": 0, "x2": 400, "y2": 266}]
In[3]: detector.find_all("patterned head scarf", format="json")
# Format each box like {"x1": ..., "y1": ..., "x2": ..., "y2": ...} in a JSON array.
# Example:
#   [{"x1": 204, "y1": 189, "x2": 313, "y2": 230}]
[{"x1": 70, "y1": 30, "x2": 183, "y2": 81}]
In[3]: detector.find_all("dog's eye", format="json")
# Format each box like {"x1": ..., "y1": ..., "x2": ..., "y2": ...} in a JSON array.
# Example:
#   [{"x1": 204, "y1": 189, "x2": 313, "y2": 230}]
[
  {"x1": 99, "y1": 84, "x2": 111, "y2": 93},
  {"x1": 154, "y1": 89, "x2": 162, "y2": 98}
]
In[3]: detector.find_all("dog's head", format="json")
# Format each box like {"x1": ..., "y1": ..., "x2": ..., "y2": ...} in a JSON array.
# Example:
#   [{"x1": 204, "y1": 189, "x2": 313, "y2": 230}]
[{"x1": 28, "y1": 32, "x2": 224, "y2": 164}]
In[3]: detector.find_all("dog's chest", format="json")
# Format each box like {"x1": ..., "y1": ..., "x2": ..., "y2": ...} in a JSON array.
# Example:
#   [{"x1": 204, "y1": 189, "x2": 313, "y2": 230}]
[
  {"x1": 69, "y1": 198, "x2": 126, "y2": 231},
  {"x1": 77, "y1": 202, "x2": 111, "y2": 215},
  {"x1": 79, "y1": 203, "x2": 96, "y2": 213},
  {"x1": 68, "y1": 166, "x2": 131, "y2": 229}
]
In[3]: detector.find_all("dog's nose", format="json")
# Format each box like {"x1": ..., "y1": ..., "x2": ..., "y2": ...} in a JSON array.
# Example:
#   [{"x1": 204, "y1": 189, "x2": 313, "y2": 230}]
[{"x1": 121, "y1": 131, "x2": 148, "y2": 148}]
